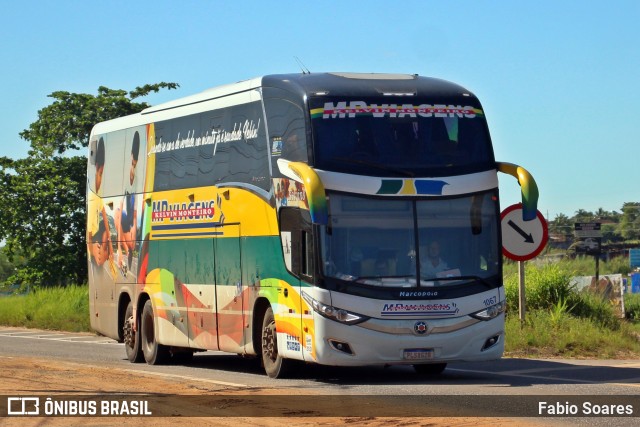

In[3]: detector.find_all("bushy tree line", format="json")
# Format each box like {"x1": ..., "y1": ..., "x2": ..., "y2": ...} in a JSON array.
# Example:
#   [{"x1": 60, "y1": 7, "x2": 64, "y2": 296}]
[
  {"x1": 0, "y1": 84, "x2": 177, "y2": 287},
  {"x1": 548, "y1": 203, "x2": 640, "y2": 244}
]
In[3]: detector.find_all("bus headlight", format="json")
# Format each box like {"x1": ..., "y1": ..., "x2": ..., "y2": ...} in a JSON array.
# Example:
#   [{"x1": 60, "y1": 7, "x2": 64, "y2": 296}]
[
  {"x1": 302, "y1": 292, "x2": 369, "y2": 325},
  {"x1": 470, "y1": 301, "x2": 506, "y2": 320}
]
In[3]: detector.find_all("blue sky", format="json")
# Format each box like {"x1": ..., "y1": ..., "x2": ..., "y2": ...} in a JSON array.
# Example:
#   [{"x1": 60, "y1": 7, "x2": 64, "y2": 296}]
[{"x1": 1, "y1": 1, "x2": 638, "y2": 219}]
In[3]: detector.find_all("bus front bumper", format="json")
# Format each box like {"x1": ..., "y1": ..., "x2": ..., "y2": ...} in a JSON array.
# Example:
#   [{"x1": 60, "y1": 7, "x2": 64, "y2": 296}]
[{"x1": 307, "y1": 312, "x2": 505, "y2": 366}]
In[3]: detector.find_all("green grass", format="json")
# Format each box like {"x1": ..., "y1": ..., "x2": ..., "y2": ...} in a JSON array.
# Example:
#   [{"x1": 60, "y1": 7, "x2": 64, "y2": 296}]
[
  {"x1": 503, "y1": 258, "x2": 640, "y2": 358},
  {"x1": 505, "y1": 311, "x2": 640, "y2": 358},
  {"x1": 0, "y1": 285, "x2": 90, "y2": 332},
  {"x1": 504, "y1": 255, "x2": 633, "y2": 277},
  {"x1": 626, "y1": 293, "x2": 640, "y2": 320}
]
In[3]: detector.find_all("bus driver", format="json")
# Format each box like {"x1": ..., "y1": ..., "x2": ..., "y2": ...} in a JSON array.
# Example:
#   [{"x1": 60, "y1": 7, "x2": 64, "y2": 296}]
[{"x1": 421, "y1": 241, "x2": 449, "y2": 278}]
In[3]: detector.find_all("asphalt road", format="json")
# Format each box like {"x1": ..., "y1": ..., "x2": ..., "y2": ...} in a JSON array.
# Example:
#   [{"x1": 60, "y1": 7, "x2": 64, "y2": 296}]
[{"x1": 1, "y1": 327, "x2": 639, "y2": 424}]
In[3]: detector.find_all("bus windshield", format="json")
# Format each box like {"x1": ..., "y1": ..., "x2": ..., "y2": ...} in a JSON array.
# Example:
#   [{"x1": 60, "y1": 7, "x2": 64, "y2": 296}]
[
  {"x1": 310, "y1": 97, "x2": 494, "y2": 177},
  {"x1": 320, "y1": 191, "x2": 500, "y2": 288}
]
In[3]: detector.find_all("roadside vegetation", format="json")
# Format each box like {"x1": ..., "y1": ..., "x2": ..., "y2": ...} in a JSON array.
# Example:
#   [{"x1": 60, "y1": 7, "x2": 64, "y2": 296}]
[
  {"x1": 0, "y1": 285, "x2": 89, "y2": 332},
  {"x1": 0, "y1": 83, "x2": 178, "y2": 288},
  {"x1": 503, "y1": 258, "x2": 640, "y2": 358}
]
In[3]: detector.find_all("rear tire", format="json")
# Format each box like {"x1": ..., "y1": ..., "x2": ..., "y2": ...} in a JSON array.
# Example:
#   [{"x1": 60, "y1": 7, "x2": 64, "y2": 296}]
[
  {"x1": 140, "y1": 299, "x2": 169, "y2": 365},
  {"x1": 413, "y1": 363, "x2": 447, "y2": 375},
  {"x1": 261, "y1": 307, "x2": 292, "y2": 378},
  {"x1": 123, "y1": 301, "x2": 143, "y2": 363}
]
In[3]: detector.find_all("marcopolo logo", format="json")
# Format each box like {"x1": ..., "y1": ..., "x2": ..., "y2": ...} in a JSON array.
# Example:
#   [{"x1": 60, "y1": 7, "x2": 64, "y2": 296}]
[{"x1": 413, "y1": 321, "x2": 428, "y2": 335}]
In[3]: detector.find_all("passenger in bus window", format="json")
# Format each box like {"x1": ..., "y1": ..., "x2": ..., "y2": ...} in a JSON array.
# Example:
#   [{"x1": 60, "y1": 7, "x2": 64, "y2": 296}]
[
  {"x1": 115, "y1": 132, "x2": 140, "y2": 275},
  {"x1": 420, "y1": 241, "x2": 449, "y2": 278},
  {"x1": 87, "y1": 137, "x2": 112, "y2": 266}
]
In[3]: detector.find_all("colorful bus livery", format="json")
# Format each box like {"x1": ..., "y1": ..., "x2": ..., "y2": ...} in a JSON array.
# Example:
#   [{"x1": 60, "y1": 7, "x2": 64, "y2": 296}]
[{"x1": 87, "y1": 72, "x2": 538, "y2": 378}]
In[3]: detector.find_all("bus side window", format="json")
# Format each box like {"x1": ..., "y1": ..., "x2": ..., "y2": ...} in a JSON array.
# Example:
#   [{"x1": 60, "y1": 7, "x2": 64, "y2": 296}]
[
  {"x1": 301, "y1": 230, "x2": 313, "y2": 277},
  {"x1": 279, "y1": 207, "x2": 314, "y2": 281},
  {"x1": 263, "y1": 88, "x2": 307, "y2": 177}
]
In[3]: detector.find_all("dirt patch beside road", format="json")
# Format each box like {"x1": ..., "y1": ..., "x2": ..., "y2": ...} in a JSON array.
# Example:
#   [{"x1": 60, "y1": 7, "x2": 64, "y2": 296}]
[{"x1": 0, "y1": 356, "x2": 545, "y2": 426}]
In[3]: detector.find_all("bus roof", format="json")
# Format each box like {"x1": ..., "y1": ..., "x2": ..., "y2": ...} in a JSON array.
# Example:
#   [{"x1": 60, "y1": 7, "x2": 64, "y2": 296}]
[
  {"x1": 90, "y1": 73, "x2": 478, "y2": 136},
  {"x1": 261, "y1": 72, "x2": 476, "y2": 99}
]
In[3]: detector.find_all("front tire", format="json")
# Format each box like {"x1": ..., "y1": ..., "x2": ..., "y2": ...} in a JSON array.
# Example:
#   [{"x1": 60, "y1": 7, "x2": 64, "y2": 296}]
[
  {"x1": 123, "y1": 301, "x2": 143, "y2": 363},
  {"x1": 140, "y1": 299, "x2": 169, "y2": 365},
  {"x1": 261, "y1": 307, "x2": 292, "y2": 378}
]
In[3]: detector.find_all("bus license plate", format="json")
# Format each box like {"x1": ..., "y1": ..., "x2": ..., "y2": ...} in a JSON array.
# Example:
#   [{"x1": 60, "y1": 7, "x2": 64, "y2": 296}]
[{"x1": 403, "y1": 349, "x2": 434, "y2": 360}]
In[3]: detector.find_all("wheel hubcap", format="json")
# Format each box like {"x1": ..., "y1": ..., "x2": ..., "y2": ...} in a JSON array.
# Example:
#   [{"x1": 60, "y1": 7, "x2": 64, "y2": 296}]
[
  {"x1": 262, "y1": 322, "x2": 277, "y2": 362},
  {"x1": 123, "y1": 315, "x2": 134, "y2": 347}
]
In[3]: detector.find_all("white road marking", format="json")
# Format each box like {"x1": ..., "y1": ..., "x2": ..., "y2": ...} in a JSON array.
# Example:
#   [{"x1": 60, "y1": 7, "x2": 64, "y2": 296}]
[
  {"x1": 448, "y1": 367, "x2": 640, "y2": 389},
  {"x1": 120, "y1": 368, "x2": 248, "y2": 388},
  {"x1": 0, "y1": 329, "x2": 120, "y2": 345}
]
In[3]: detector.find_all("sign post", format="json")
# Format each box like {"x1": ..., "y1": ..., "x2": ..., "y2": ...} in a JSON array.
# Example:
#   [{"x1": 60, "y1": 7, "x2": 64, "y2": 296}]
[
  {"x1": 501, "y1": 204, "x2": 549, "y2": 322},
  {"x1": 574, "y1": 222, "x2": 602, "y2": 283}
]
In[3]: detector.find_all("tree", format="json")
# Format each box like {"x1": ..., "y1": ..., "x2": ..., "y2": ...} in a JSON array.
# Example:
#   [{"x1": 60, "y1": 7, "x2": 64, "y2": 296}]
[
  {"x1": 601, "y1": 223, "x2": 621, "y2": 243},
  {"x1": 549, "y1": 213, "x2": 573, "y2": 242},
  {"x1": 0, "y1": 246, "x2": 24, "y2": 285},
  {"x1": 620, "y1": 202, "x2": 640, "y2": 240},
  {"x1": 573, "y1": 209, "x2": 595, "y2": 223},
  {"x1": 0, "y1": 83, "x2": 178, "y2": 287}
]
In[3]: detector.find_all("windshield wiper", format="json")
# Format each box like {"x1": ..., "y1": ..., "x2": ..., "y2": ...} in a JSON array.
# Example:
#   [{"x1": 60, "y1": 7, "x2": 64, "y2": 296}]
[
  {"x1": 330, "y1": 157, "x2": 415, "y2": 177},
  {"x1": 429, "y1": 275, "x2": 494, "y2": 289},
  {"x1": 346, "y1": 275, "x2": 415, "y2": 285}
]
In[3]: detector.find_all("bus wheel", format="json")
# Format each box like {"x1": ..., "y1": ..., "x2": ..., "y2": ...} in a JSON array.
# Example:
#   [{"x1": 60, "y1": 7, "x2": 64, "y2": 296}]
[
  {"x1": 141, "y1": 300, "x2": 169, "y2": 365},
  {"x1": 261, "y1": 307, "x2": 291, "y2": 378},
  {"x1": 413, "y1": 363, "x2": 447, "y2": 375},
  {"x1": 123, "y1": 301, "x2": 143, "y2": 363}
]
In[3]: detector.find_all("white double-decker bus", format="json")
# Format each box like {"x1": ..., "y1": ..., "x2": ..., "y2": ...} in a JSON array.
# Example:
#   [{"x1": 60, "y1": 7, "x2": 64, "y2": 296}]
[{"x1": 87, "y1": 72, "x2": 538, "y2": 378}]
